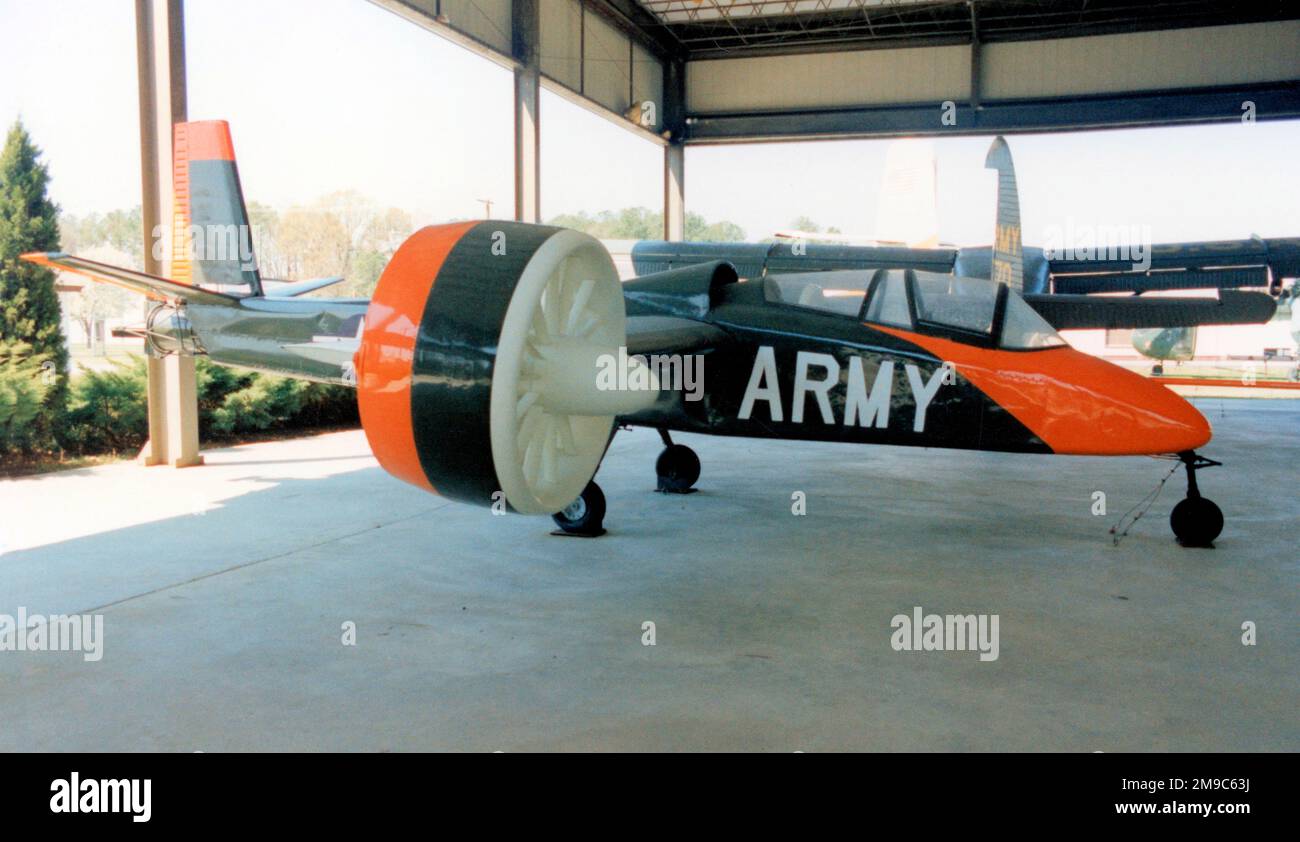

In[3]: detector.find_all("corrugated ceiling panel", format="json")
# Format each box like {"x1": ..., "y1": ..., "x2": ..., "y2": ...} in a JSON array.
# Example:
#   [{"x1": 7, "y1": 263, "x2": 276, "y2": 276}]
[
  {"x1": 687, "y1": 45, "x2": 971, "y2": 112},
  {"x1": 541, "y1": 0, "x2": 583, "y2": 91},
  {"x1": 983, "y1": 21, "x2": 1300, "y2": 99},
  {"x1": 584, "y1": 11, "x2": 632, "y2": 115},
  {"x1": 439, "y1": 0, "x2": 512, "y2": 56},
  {"x1": 632, "y1": 41, "x2": 664, "y2": 128}
]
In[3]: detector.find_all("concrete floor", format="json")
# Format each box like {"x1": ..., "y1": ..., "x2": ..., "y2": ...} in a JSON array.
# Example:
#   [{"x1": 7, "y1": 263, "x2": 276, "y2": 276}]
[{"x1": 0, "y1": 399, "x2": 1296, "y2": 752}]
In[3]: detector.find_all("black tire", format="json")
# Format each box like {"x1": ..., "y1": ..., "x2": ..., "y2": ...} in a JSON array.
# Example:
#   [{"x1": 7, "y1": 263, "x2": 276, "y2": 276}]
[
  {"x1": 656, "y1": 444, "x2": 701, "y2": 492},
  {"x1": 1170, "y1": 496, "x2": 1224, "y2": 547},
  {"x1": 552, "y1": 481, "x2": 606, "y2": 535}
]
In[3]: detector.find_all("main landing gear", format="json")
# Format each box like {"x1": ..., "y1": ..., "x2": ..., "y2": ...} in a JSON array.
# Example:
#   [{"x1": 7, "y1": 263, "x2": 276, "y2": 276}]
[
  {"x1": 1169, "y1": 451, "x2": 1224, "y2": 548},
  {"x1": 550, "y1": 430, "x2": 702, "y2": 536},
  {"x1": 655, "y1": 429, "x2": 700, "y2": 493},
  {"x1": 551, "y1": 480, "x2": 607, "y2": 537}
]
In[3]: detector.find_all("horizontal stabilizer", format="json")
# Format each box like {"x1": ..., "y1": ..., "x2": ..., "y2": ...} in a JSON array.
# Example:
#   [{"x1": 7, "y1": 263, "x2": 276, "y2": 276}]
[
  {"x1": 1025, "y1": 290, "x2": 1277, "y2": 331},
  {"x1": 20, "y1": 252, "x2": 239, "y2": 306},
  {"x1": 262, "y1": 276, "x2": 345, "y2": 298}
]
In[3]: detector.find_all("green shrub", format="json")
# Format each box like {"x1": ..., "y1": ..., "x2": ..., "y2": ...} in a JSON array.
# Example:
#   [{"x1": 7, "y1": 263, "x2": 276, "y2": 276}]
[
  {"x1": 0, "y1": 340, "x2": 52, "y2": 453},
  {"x1": 201, "y1": 359, "x2": 357, "y2": 436},
  {"x1": 207, "y1": 375, "x2": 305, "y2": 435},
  {"x1": 62, "y1": 356, "x2": 148, "y2": 454},
  {"x1": 59, "y1": 355, "x2": 359, "y2": 456}
]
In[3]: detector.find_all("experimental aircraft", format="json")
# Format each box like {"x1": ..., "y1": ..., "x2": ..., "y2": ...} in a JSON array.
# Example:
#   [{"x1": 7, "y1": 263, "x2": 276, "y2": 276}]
[{"x1": 25, "y1": 122, "x2": 1284, "y2": 547}]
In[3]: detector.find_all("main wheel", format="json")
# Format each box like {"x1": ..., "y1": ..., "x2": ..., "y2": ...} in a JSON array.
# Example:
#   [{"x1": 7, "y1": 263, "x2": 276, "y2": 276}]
[
  {"x1": 656, "y1": 444, "x2": 700, "y2": 492},
  {"x1": 552, "y1": 481, "x2": 606, "y2": 535},
  {"x1": 1170, "y1": 496, "x2": 1223, "y2": 547}
]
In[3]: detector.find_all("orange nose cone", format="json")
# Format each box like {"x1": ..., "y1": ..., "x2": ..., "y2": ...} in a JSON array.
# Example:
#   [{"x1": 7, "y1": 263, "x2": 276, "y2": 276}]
[
  {"x1": 973, "y1": 346, "x2": 1213, "y2": 456},
  {"x1": 941, "y1": 344, "x2": 1211, "y2": 456},
  {"x1": 1034, "y1": 349, "x2": 1212, "y2": 456},
  {"x1": 1109, "y1": 368, "x2": 1212, "y2": 455}
]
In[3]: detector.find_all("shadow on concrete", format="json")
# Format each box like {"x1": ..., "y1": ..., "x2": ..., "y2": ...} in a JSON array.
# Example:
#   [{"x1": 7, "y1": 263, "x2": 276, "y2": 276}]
[{"x1": 0, "y1": 466, "x2": 438, "y2": 620}]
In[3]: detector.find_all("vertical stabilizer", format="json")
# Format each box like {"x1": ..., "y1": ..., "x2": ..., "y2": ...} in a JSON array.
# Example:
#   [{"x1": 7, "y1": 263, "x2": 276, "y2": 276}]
[
  {"x1": 172, "y1": 120, "x2": 262, "y2": 295},
  {"x1": 985, "y1": 136, "x2": 1023, "y2": 292}
]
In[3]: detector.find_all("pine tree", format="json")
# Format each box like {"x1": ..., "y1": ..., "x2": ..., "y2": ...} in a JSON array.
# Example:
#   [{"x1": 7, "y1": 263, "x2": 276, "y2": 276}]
[{"x1": 0, "y1": 119, "x2": 67, "y2": 452}]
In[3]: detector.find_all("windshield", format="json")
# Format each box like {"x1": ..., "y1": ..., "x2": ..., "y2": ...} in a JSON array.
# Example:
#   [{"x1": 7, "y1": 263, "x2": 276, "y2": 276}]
[
  {"x1": 770, "y1": 267, "x2": 1068, "y2": 351},
  {"x1": 862, "y1": 271, "x2": 912, "y2": 328},
  {"x1": 1000, "y1": 292, "x2": 1068, "y2": 349},
  {"x1": 764, "y1": 269, "x2": 873, "y2": 317},
  {"x1": 911, "y1": 272, "x2": 998, "y2": 335}
]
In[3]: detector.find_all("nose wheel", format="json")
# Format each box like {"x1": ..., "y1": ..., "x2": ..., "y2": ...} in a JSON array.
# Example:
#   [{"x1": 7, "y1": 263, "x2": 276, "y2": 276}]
[
  {"x1": 1170, "y1": 451, "x2": 1223, "y2": 548},
  {"x1": 655, "y1": 429, "x2": 700, "y2": 493}
]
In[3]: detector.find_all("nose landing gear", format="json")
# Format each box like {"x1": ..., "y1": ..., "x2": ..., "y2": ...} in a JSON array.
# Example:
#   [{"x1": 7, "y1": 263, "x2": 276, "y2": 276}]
[{"x1": 1170, "y1": 451, "x2": 1223, "y2": 548}]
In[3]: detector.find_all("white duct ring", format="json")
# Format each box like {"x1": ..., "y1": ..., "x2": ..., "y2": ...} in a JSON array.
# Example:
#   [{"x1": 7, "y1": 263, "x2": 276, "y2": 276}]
[{"x1": 489, "y1": 231, "x2": 646, "y2": 514}]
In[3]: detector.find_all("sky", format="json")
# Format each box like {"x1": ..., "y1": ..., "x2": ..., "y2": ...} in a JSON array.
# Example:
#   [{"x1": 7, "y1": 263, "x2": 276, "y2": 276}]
[{"x1": 1, "y1": 0, "x2": 1298, "y2": 248}]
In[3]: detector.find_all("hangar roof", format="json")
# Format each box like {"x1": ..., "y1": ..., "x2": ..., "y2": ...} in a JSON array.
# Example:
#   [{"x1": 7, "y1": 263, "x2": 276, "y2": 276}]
[
  {"x1": 631, "y1": 0, "x2": 1300, "y2": 59},
  {"x1": 375, "y1": 1, "x2": 1300, "y2": 142}
]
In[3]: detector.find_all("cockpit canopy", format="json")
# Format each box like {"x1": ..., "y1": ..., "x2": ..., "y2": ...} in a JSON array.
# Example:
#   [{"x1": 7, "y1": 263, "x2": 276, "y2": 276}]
[{"x1": 764, "y1": 268, "x2": 1066, "y2": 350}]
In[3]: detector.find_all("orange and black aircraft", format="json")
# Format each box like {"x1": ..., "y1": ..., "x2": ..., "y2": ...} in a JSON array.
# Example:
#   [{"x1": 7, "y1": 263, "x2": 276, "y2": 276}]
[{"x1": 25, "y1": 122, "x2": 1281, "y2": 547}]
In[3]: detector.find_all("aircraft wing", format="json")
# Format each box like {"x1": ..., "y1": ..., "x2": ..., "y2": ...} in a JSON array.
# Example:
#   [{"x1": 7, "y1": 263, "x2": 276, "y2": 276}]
[
  {"x1": 628, "y1": 241, "x2": 957, "y2": 279},
  {"x1": 21, "y1": 252, "x2": 241, "y2": 306},
  {"x1": 1047, "y1": 237, "x2": 1300, "y2": 294},
  {"x1": 1024, "y1": 290, "x2": 1277, "y2": 331}
]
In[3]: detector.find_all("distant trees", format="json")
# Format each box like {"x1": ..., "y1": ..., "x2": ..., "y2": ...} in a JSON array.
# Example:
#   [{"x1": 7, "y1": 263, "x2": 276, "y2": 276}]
[
  {"x1": 57, "y1": 213, "x2": 143, "y2": 351},
  {"x1": 687, "y1": 212, "x2": 747, "y2": 243},
  {"x1": 0, "y1": 120, "x2": 67, "y2": 453},
  {"x1": 785, "y1": 216, "x2": 841, "y2": 235},
  {"x1": 756, "y1": 217, "x2": 843, "y2": 244},
  {"x1": 59, "y1": 206, "x2": 144, "y2": 267},
  {"x1": 247, "y1": 190, "x2": 413, "y2": 297},
  {"x1": 55, "y1": 197, "x2": 749, "y2": 312},
  {"x1": 547, "y1": 207, "x2": 661, "y2": 239},
  {"x1": 547, "y1": 207, "x2": 746, "y2": 243},
  {"x1": 59, "y1": 245, "x2": 135, "y2": 351}
]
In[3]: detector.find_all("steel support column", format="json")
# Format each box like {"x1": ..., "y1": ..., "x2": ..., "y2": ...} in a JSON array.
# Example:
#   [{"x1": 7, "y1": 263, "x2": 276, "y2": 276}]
[
  {"x1": 662, "y1": 59, "x2": 686, "y2": 241},
  {"x1": 513, "y1": 0, "x2": 541, "y2": 223},
  {"x1": 969, "y1": 2, "x2": 981, "y2": 112},
  {"x1": 664, "y1": 144, "x2": 685, "y2": 241},
  {"x1": 135, "y1": 0, "x2": 201, "y2": 467}
]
